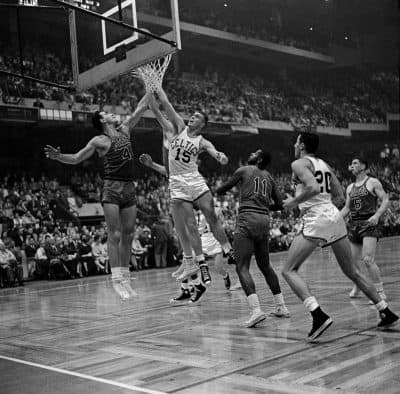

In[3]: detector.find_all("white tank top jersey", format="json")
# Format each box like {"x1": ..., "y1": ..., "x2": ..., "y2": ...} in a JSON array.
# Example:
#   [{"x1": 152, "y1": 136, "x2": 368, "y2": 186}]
[
  {"x1": 168, "y1": 127, "x2": 202, "y2": 176},
  {"x1": 294, "y1": 155, "x2": 333, "y2": 211}
]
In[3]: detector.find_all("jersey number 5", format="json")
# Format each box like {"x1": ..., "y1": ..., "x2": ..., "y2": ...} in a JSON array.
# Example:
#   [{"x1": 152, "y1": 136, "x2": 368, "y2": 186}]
[
  {"x1": 315, "y1": 170, "x2": 331, "y2": 193},
  {"x1": 175, "y1": 148, "x2": 190, "y2": 163}
]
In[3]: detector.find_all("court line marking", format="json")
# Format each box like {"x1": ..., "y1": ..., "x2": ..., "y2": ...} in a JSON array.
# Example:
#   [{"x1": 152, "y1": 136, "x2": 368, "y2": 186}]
[{"x1": 0, "y1": 354, "x2": 166, "y2": 394}]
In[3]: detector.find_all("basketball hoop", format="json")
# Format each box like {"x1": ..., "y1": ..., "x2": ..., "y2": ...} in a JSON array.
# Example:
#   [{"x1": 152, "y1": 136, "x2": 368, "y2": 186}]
[{"x1": 131, "y1": 54, "x2": 172, "y2": 93}]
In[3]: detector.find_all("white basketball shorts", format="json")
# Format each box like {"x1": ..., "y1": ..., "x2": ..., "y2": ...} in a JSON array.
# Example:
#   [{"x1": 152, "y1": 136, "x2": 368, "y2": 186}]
[
  {"x1": 299, "y1": 203, "x2": 347, "y2": 247},
  {"x1": 169, "y1": 172, "x2": 210, "y2": 202}
]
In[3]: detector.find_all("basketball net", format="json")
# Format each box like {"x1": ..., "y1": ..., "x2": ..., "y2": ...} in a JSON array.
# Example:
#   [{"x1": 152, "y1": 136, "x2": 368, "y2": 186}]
[{"x1": 131, "y1": 54, "x2": 172, "y2": 92}]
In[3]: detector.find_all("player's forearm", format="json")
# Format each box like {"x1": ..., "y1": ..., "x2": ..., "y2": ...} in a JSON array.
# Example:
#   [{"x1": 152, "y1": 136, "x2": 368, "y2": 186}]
[
  {"x1": 55, "y1": 153, "x2": 80, "y2": 165},
  {"x1": 340, "y1": 206, "x2": 350, "y2": 218},
  {"x1": 375, "y1": 197, "x2": 389, "y2": 218},
  {"x1": 215, "y1": 178, "x2": 238, "y2": 195},
  {"x1": 151, "y1": 162, "x2": 167, "y2": 177},
  {"x1": 128, "y1": 95, "x2": 149, "y2": 129}
]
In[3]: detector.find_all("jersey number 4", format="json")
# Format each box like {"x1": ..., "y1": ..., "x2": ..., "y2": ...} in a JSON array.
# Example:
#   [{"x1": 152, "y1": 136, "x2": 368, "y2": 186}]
[
  {"x1": 254, "y1": 177, "x2": 268, "y2": 196},
  {"x1": 175, "y1": 148, "x2": 190, "y2": 163},
  {"x1": 315, "y1": 170, "x2": 331, "y2": 193}
]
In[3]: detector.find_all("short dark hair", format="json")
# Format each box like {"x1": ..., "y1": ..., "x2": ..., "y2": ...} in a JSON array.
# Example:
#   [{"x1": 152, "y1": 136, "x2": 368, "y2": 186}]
[
  {"x1": 92, "y1": 111, "x2": 103, "y2": 132},
  {"x1": 298, "y1": 132, "x2": 319, "y2": 154},
  {"x1": 258, "y1": 150, "x2": 271, "y2": 169},
  {"x1": 353, "y1": 156, "x2": 369, "y2": 169},
  {"x1": 200, "y1": 111, "x2": 208, "y2": 128}
]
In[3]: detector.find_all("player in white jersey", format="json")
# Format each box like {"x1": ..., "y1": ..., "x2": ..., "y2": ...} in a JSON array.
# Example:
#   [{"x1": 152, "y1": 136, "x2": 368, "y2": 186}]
[
  {"x1": 151, "y1": 89, "x2": 236, "y2": 289},
  {"x1": 282, "y1": 132, "x2": 398, "y2": 341}
]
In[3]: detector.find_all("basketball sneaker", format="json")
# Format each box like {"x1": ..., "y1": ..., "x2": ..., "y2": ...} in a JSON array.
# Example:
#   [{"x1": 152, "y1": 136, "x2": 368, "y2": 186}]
[
  {"x1": 188, "y1": 283, "x2": 206, "y2": 305},
  {"x1": 377, "y1": 308, "x2": 399, "y2": 329},
  {"x1": 308, "y1": 308, "x2": 333, "y2": 341},
  {"x1": 121, "y1": 279, "x2": 138, "y2": 298},
  {"x1": 245, "y1": 310, "x2": 266, "y2": 328},
  {"x1": 199, "y1": 263, "x2": 211, "y2": 286},
  {"x1": 223, "y1": 249, "x2": 236, "y2": 265},
  {"x1": 176, "y1": 258, "x2": 199, "y2": 281},
  {"x1": 170, "y1": 288, "x2": 191, "y2": 306},
  {"x1": 230, "y1": 281, "x2": 242, "y2": 291},
  {"x1": 172, "y1": 263, "x2": 185, "y2": 278},
  {"x1": 349, "y1": 285, "x2": 361, "y2": 298},
  {"x1": 269, "y1": 305, "x2": 290, "y2": 318},
  {"x1": 223, "y1": 273, "x2": 231, "y2": 290},
  {"x1": 112, "y1": 279, "x2": 131, "y2": 301}
]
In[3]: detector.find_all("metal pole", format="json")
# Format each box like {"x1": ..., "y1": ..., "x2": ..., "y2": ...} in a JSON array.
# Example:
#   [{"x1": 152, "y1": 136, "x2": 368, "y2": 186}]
[
  {"x1": 16, "y1": 7, "x2": 24, "y2": 76},
  {"x1": 117, "y1": 0, "x2": 123, "y2": 21},
  {"x1": 0, "y1": 70, "x2": 74, "y2": 91},
  {"x1": 68, "y1": 9, "x2": 80, "y2": 91},
  {"x1": 49, "y1": 0, "x2": 177, "y2": 47},
  {"x1": 0, "y1": 3, "x2": 64, "y2": 10}
]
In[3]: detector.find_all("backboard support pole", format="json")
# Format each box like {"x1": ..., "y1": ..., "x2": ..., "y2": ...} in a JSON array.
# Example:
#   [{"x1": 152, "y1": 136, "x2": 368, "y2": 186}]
[{"x1": 68, "y1": 9, "x2": 80, "y2": 90}]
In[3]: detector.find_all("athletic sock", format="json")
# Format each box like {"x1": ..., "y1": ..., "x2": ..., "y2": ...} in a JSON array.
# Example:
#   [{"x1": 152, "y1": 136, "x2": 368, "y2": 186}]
[
  {"x1": 304, "y1": 296, "x2": 319, "y2": 313},
  {"x1": 375, "y1": 282, "x2": 384, "y2": 292},
  {"x1": 375, "y1": 300, "x2": 388, "y2": 311},
  {"x1": 247, "y1": 293, "x2": 261, "y2": 313},
  {"x1": 181, "y1": 279, "x2": 189, "y2": 290},
  {"x1": 273, "y1": 293, "x2": 285, "y2": 306},
  {"x1": 111, "y1": 266, "x2": 123, "y2": 280},
  {"x1": 195, "y1": 254, "x2": 205, "y2": 264}
]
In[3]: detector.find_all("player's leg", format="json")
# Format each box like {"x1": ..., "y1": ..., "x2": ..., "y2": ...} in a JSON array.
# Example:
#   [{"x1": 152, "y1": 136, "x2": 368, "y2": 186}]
[
  {"x1": 233, "y1": 233, "x2": 266, "y2": 327},
  {"x1": 118, "y1": 204, "x2": 138, "y2": 297},
  {"x1": 212, "y1": 252, "x2": 231, "y2": 289},
  {"x1": 331, "y1": 237, "x2": 398, "y2": 328},
  {"x1": 282, "y1": 234, "x2": 332, "y2": 340},
  {"x1": 103, "y1": 203, "x2": 129, "y2": 300},
  {"x1": 254, "y1": 238, "x2": 289, "y2": 317},
  {"x1": 170, "y1": 200, "x2": 200, "y2": 280},
  {"x1": 349, "y1": 241, "x2": 363, "y2": 298},
  {"x1": 362, "y1": 237, "x2": 386, "y2": 301},
  {"x1": 195, "y1": 192, "x2": 235, "y2": 263}
]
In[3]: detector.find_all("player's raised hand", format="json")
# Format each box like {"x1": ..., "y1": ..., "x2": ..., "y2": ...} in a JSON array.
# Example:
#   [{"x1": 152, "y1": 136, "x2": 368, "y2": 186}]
[
  {"x1": 44, "y1": 145, "x2": 60, "y2": 160},
  {"x1": 139, "y1": 153, "x2": 153, "y2": 167},
  {"x1": 216, "y1": 152, "x2": 229, "y2": 165}
]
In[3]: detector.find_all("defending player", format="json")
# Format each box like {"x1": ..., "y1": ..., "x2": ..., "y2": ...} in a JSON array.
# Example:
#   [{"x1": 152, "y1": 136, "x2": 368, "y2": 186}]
[
  {"x1": 216, "y1": 149, "x2": 290, "y2": 327},
  {"x1": 282, "y1": 132, "x2": 398, "y2": 341},
  {"x1": 44, "y1": 93, "x2": 150, "y2": 300},
  {"x1": 341, "y1": 157, "x2": 389, "y2": 301}
]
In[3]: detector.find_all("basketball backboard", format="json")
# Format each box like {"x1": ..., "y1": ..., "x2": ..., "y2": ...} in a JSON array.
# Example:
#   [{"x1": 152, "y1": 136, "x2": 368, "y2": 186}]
[{"x1": 0, "y1": 0, "x2": 181, "y2": 92}]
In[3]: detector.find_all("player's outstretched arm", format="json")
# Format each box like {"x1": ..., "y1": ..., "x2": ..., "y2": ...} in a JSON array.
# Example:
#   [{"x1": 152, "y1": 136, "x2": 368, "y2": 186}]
[
  {"x1": 156, "y1": 88, "x2": 186, "y2": 133},
  {"x1": 44, "y1": 138, "x2": 98, "y2": 165},
  {"x1": 200, "y1": 138, "x2": 228, "y2": 165},
  {"x1": 283, "y1": 159, "x2": 320, "y2": 209},
  {"x1": 139, "y1": 153, "x2": 168, "y2": 177},
  {"x1": 126, "y1": 92, "x2": 151, "y2": 132},
  {"x1": 328, "y1": 170, "x2": 345, "y2": 209},
  {"x1": 340, "y1": 185, "x2": 352, "y2": 218},
  {"x1": 148, "y1": 94, "x2": 176, "y2": 140},
  {"x1": 215, "y1": 168, "x2": 244, "y2": 195}
]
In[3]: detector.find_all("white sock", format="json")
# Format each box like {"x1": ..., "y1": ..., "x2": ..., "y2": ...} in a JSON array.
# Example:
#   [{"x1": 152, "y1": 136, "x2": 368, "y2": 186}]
[
  {"x1": 121, "y1": 267, "x2": 130, "y2": 279},
  {"x1": 247, "y1": 293, "x2": 261, "y2": 312},
  {"x1": 181, "y1": 281, "x2": 189, "y2": 290},
  {"x1": 273, "y1": 293, "x2": 285, "y2": 307},
  {"x1": 111, "y1": 267, "x2": 123, "y2": 280},
  {"x1": 375, "y1": 300, "x2": 388, "y2": 311},
  {"x1": 304, "y1": 296, "x2": 319, "y2": 312},
  {"x1": 195, "y1": 254, "x2": 205, "y2": 263},
  {"x1": 375, "y1": 282, "x2": 384, "y2": 293}
]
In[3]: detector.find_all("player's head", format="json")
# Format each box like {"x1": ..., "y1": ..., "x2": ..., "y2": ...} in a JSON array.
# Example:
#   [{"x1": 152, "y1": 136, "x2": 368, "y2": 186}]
[
  {"x1": 188, "y1": 111, "x2": 208, "y2": 132},
  {"x1": 247, "y1": 149, "x2": 271, "y2": 169},
  {"x1": 349, "y1": 156, "x2": 368, "y2": 175},
  {"x1": 92, "y1": 111, "x2": 121, "y2": 133},
  {"x1": 295, "y1": 132, "x2": 319, "y2": 158}
]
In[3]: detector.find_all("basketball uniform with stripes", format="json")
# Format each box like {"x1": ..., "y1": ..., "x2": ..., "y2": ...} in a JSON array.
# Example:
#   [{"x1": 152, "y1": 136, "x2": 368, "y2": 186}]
[
  {"x1": 293, "y1": 156, "x2": 347, "y2": 246},
  {"x1": 168, "y1": 127, "x2": 210, "y2": 202},
  {"x1": 348, "y1": 177, "x2": 380, "y2": 244},
  {"x1": 101, "y1": 132, "x2": 136, "y2": 208}
]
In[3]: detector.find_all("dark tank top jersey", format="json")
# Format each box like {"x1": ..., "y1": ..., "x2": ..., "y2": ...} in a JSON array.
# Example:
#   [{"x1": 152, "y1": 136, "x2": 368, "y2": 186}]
[
  {"x1": 349, "y1": 177, "x2": 377, "y2": 221},
  {"x1": 103, "y1": 134, "x2": 134, "y2": 181},
  {"x1": 239, "y1": 166, "x2": 276, "y2": 214}
]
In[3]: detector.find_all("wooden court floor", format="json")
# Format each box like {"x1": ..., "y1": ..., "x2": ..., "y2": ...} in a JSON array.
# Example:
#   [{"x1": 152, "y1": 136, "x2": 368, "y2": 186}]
[{"x1": 0, "y1": 237, "x2": 399, "y2": 394}]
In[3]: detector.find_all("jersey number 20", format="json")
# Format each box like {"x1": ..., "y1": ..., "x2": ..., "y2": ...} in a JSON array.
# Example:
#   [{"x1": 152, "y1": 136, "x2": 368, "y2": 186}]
[{"x1": 315, "y1": 170, "x2": 331, "y2": 193}]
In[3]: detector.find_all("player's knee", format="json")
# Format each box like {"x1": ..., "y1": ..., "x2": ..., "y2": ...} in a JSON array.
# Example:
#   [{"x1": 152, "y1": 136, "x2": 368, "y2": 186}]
[{"x1": 109, "y1": 229, "x2": 121, "y2": 244}]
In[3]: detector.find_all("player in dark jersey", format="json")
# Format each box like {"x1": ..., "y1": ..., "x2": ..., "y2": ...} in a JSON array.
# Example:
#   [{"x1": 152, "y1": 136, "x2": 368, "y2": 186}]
[
  {"x1": 340, "y1": 157, "x2": 389, "y2": 301},
  {"x1": 44, "y1": 93, "x2": 150, "y2": 300},
  {"x1": 215, "y1": 149, "x2": 290, "y2": 327}
]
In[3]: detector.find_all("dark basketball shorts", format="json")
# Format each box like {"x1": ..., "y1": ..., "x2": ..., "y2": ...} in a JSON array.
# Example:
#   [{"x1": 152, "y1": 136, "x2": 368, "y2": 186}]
[
  {"x1": 101, "y1": 179, "x2": 136, "y2": 209},
  {"x1": 234, "y1": 211, "x2": 270, "y2": 241},
  {"x1": 348, "y1": 219, "x2": 381, "y2": 245}
]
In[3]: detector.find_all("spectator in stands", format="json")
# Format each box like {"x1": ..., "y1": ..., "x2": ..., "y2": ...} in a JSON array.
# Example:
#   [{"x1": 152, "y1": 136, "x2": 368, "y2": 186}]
[
  {"x1": 131, "y1": 232, "x2": 148, "y2": 271},
  {"x1": 91, "y1": 234, "x2": 109, "y2": 274},
  {"x1": 0, "y1": 240, "x2": 17, "y2": 287},
  {"x1": 152, "y1": 216, "x2": 169, "y2": 269}
]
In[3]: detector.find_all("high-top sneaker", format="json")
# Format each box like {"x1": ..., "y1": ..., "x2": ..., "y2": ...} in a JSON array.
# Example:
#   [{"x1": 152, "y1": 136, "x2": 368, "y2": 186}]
[
  {"x1": 308, "y1": 307, "x2": 333, "y2": 341},
  {"x1": 377, "y1": 308, "x2": 399, "y2": 329},
  {"x1": 223, "y1": 273, "x2": 231, "y2": 290},
  {"x1": 170, "y1": 288, "x2": 191, "y2": 306},
  {"x1": 188, "y1": 283, "x2": 206, "y2": 305},
  {"x1": 199, "y1": 263, "x2": 211, "y2": 286}
]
